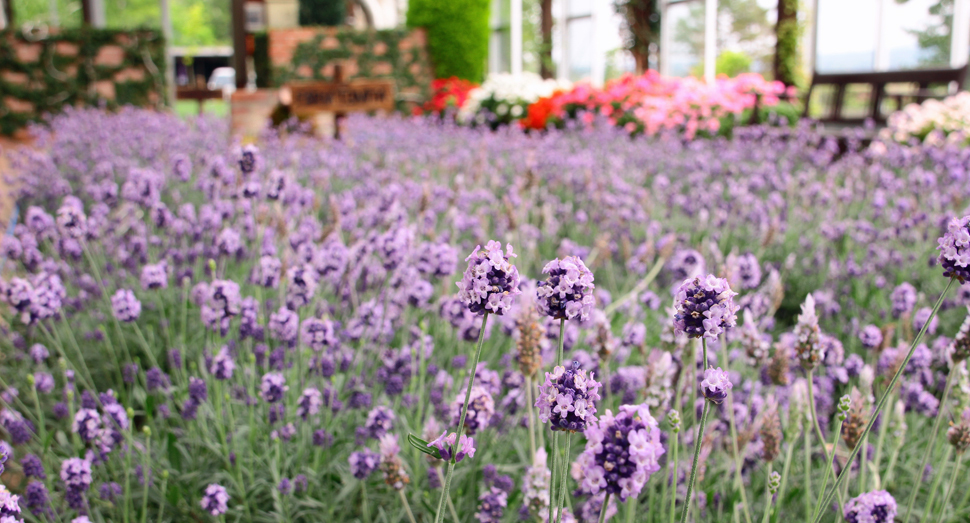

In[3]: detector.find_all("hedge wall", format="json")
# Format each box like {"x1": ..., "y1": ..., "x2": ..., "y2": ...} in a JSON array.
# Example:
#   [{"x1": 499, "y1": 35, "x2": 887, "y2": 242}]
[
  {"x1": 0, "y1": 27, "x2": 165, "y2": 135},
  {"x1": 406, "y1": 0, "x2": 490, "y2": 83},
  {"x1": 257, "y1": 27, "x2": 433, "y2": 112}
]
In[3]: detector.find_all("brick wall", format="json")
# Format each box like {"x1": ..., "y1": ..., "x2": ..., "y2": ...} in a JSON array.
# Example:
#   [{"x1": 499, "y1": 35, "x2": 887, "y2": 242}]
[
  {"x1": 263, "y1": 27, "x2": 432, "y2": 103},
  {"x1": 0, "y1": 28, "x2": 165, "y2": 135}
]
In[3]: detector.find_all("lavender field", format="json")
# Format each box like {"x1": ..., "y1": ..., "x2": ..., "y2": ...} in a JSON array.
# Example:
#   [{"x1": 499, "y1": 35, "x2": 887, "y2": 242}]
[{"x1": 1, "y1": 107, "x2": 969, "y2": 523}]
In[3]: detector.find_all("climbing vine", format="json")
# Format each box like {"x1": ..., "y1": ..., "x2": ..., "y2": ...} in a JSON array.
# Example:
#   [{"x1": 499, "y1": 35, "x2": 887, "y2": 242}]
[{"x1": 0, "y1": 27, "x2": 165, "y2": 135}]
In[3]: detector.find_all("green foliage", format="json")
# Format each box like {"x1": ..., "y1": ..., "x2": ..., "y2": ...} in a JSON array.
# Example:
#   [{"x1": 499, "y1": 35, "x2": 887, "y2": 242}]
[
  {"x1": 299, "y1": 0, "x2": 346, "y2": 26},
  {"x1": 266, "y1": 28, "x2": 433, "y2": 112},
  {"x1": 171, "y1": 0, "x2": 218, "y2": 47},
  {"x1": 692, "y1": 50, "x2": 752, "y2": 78},
  {"x1": 0, "y1": 27, "x2": 165, "y2": 135},
  {"x1": 674, "y1": 0, "x2": 774, "y2": 75},
  {"x1": 774, "y1": 0, "x2": 800, "y2": 86},
  {"x1": 906, "y1": 0, "x2": 953, "y2": 67},
  {"x1": 12, "y1": 0, "x2": 231, "y2": 46},
  {"x1": 407, "y1": 0, "x2": 490, "y2": 82},
  {"x1": 253, "y1": 32, "x2": 271, "y2": 88},
  {"x1": 716, "y1": 50, "x2": 752, "y2": 77}
]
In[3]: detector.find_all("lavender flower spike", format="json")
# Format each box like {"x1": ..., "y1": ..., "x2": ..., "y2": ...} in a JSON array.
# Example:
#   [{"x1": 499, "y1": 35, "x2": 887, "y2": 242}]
[
  {"x1": 577, "y1": 403, "x2": 664, "y2": 502},
  {"x1": 536, "y1": 256, "x2": 596, "y2": 322},
  {"x1": 110, "y1": 289, "x2": 141, "y2": 322},
  {"x1": 535, "y1": 362, "x2": 602, "y2": 432},
  {"x1": 700, "y1": 367, "x2": 732, "y2": 405},
  {"x1": 456, "y1": 241, "x2": 521, "y2": 316},
  {"x1": 428, "y1": 432, "x2": 476, "y2": 463},
  {"x1": 200, "y1": 484, "x2": 229, "y2": 516},
  {"x1": 937, "y1": 215, "x2": 970, "y2": 283},
  {"x1": 793, "y1": 294, "x2": 824, "y2": 370},
  {"x1": 843, "y1": 490, "x2": 896, "y2": 523},
  {"x1": 672, "y1": 275, "x2": 738, "y2": 340}
]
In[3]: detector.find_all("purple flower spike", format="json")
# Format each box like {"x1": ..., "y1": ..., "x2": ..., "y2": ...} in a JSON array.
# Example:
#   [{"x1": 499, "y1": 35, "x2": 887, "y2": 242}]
[
  {"x1": 200, "y1": 484, "x2": 229, "y2": 516},
  {"x1": 140, "y1": 263, "x2": 168, "y2": 290},
  {"x1": 260, "y1": 372, "x2": 288, "y2": 403},
  {"x1": 859, "y1": 325, "x2": 883, "y2": 350},
  {"x1": 672, "y1": 275, "x2": 738, "y2": 340},
  {"x1": 349, "y1": 449, "x2": 380, "y2": 479},
  {"x1": 535, "y1": 363, "x2": 602, "y2": 432},
  {"x1": 456, "y1": 240, "x2": 521, "y2": 316},
  {"x1": 700, "y1": 367, "x2": 732, "y2": 404},
  {"x1": 536, "y1": 256, "x2": 596, "y2": 322},
  {"x1": 72, "y1": 408, "x2": 102, "y2": 442},
  {"x1": 577, "y1": 403, "x2": 665, "y2": 501},
  {"x1": 794, "y1": 294, "x2": 824, "y2": 370},
  {"x1": 451, "y1": 386, "x2": 494, "y2": 435},
  {"x1": 428, "y1": 431, "x2": 476, "y2": 463},
  {"x1": 110, "y1": 289, "x2": 141, "y2": 322},
  {"x1": 209, "y1": 346, "x2": 235, "y2": 380},
  {"x1": 297, "y1": 388, "x2": 323, "y2": 420},
  {"x1": 843, "y1": 490, "x2": 897, "y2": 523},
  {"x1": 938, "y1": 216, "x2": 970, "y2": 283}
]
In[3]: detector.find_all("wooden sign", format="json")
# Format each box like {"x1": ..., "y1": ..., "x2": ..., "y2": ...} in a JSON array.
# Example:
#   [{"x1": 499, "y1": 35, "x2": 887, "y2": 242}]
[{"x1": 288, "y1": 79, "x2": 396, "y2": 115}]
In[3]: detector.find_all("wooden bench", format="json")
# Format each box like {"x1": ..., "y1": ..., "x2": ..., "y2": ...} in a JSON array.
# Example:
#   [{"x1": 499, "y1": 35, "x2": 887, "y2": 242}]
[{"x1": 802, "y1": 65, "x2": 968, "y2": 124}]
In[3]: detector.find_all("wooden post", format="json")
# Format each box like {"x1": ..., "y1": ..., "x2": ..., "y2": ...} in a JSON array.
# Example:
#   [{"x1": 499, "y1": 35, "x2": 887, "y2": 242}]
[
  {"x1": 539, "y1": 0, "x2": 553, "y2": 78},
  {"x1": 232, "y1": 0, "x2": 248, "y2": 90},
  {"x1": 333, "y1": 63, "x2": 345, "y2": 140},
  {"x1": 81, "y1": 0, "x2": 92, "y2": 25}
]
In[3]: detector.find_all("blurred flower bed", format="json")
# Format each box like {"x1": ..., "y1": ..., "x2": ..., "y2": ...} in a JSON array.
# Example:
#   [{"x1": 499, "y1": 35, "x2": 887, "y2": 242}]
[{"x1": 0, "y1": 106, "x2": 966, "y2": 523}]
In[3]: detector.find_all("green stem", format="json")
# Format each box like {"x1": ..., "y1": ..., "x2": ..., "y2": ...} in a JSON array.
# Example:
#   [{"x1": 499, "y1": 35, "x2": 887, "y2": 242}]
[
  {"x1": 806, "y1": 370, "x2": 827, "y2": 457},
  {"x1": 702, "y1": 338, "x2": 708, "y2": 369},
  {"x1": 668, "y1": 430, "x2": 680, "y2": 523},
  {"x1": 924, "y1": 446, "x2": 953, "y2": 520},
  {"x1": 761, "y1": 463, "x2": 773, "y2": 523},
  {"x1": 812, "y1": 419, "x2": 843, "y2": 520},
  {"x1": 679, "y1": 400, "x2": 710, "y2": 523},
  {"x1": 726, "y1": 390, "x2": 753, "y2": 523},
  {"x1": 803, "y1": 424, "x2": 813, "y2": 518},
  {"x1": 858, "y1": 433, "x2": 869, "y2": 495},
  {"x1": 775, "y1": 427, "x2": 797, "y2": 521},
  {"x1": 398, "y1": 490, "x2": 417, "y2": 523},
  {"x1": 433, "y1": 312, "x2": 490, "y2": 523},
  {"x1": 156, "y1": 471, "x2": 169, "y2": 522},
  {"x1": 554, "y1": 432, "x2": 573, "y2": 523},
  {"x1": 598, "y1": 492, "x2": 613, "y2": 523},
  {"x1": 140, "y1": 432, "x2": 151, "y2": 523},
  {"x1": 526, "y1": 374, "x2": 537, "y2": 462},
  {"x1": 934, "y1": 456, "x2": 962, "y2": 523},
  {"x1": 904, "y1": 369, "x2": 955, "y2": 521},
  {"x1": 812, "y1": 277, "x2": 954, "y2": 523}
]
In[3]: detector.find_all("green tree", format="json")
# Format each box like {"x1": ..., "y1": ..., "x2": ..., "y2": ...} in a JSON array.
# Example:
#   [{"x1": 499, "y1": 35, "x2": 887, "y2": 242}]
[
  {"x1": 407, "y1": 0, "x2": 490, "y2": 82},
  {"x1": 904, "y1": 0, "x2": 953, "y2": 67}
]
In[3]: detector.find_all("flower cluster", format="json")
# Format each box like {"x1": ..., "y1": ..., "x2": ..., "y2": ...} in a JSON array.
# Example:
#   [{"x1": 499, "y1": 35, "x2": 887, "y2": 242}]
[
  {"x1": 456, "y1": 241, "x2": 521, "y2": 316},
  {"x1": 843, "y1": 490, "x2": 897, "y2": 523},
  {"x1": 700, "y1": 367, "x2": 732, "y2": 404},
  {"x1": 577, "y1": 404, "x2": 664, "y2": 501},
  {"x1": 535, "y1": 363, "x2": 602, "y2": 432},
  {"x1": 938, "y1": 216, "x2": 970, "y2": 283},
  {"x1": 200, "y1": 484, "x2": 229, "y2": 516},
  {"x1": 535, "y1": 256, "x2": 596, "y2": 322},
  {"x1": 672, "y1": 275, "x2": 739, "y2": 339},
  {"x1": 428, "y1": 431, "x2": 476, "y2": 463},
  {"x1": 793, "y1": 294, "x2": 824, "y2": 370}
]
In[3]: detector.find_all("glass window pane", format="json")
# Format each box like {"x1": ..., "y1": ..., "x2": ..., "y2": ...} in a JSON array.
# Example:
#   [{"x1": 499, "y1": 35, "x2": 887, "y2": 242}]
[
  {"x1": 883, "y1": 0, "x2": 951, "y2": 69},
  {"x1": 668, "y1": 1, "x2": 705, "y2": 77},
  {"x1": 568, "y1": 0, "x2": 593, "y2": 17},
  {"x1": 816, "y1": 0, "x2": 878, "y2": 72},
  {"x1": 568, "y1": 16, "x2": 593, "y2": 81}
]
